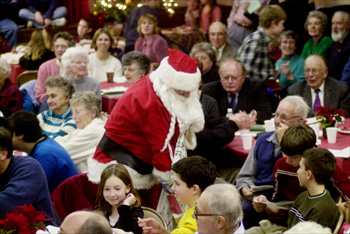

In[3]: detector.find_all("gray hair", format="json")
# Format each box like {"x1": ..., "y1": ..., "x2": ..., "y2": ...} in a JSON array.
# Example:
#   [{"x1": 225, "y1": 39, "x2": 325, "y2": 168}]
[
  {"x1": 334, "y1": 11, "x2": 350, "y2": 26},
  {"x1": 283, "y1": 221, "x2": 331, "y2": 234},
  {"x1": 70, "y1": 91, "x2": 101, "y2": 118},
  {"x1": 209, "y1": 22, "x2": 227, "y2": 33},
  {"x1": 0, "y1": 57, "x2": 11, "y2": 78},
  {"x1": 60, "y1": 46, "x2": 89, "y2": 77},
  {"x1": 122, "y1": 51, "x2": 151, "y2": 75},
  {"x1": 281, "y1": 96, "x2": 310, "y2": 120},
  {"x1": 305, "y1": 10, "x2": 328, "y2": 32},
  {"x1": 204, "y1": 184, "x2": 243, "y2": 229},
  {"x1": 45, "y1": 76, "x2": 75, "y2": 98},
  {"x1": 306, "y1": 54, "x2": 328, "y2": 69},
  {"x1": 190, "y1": 42, "x2": 217, "y2": 64}
]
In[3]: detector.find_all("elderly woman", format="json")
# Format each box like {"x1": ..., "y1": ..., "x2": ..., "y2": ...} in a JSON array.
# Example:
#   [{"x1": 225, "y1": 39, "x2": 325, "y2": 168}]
[
  {"x1": 190, "y1": 42, "x2": 220, "y2": 84},
  {"x1": 275, "y1": 30, "x2": 305, "y2": 89},
  {"x1": 301, "y1": 10, "x2": 334, "y2": 59},
  {"x1": 61, "y1": 46, "x2": 101, "y2": 99},
  {"x1": 37, "y1": 76, "x2": 76, "y2": 138},
  {"x1": 88, "y1": 28, "x2": 123, "y2": 82},
  {"x1": 55, "y1": 91, "x2": 105, "y2": 173},
  {"x1": 135, "y1": 14, "x2": 169, "y2": 63},
  {"x1": 0, "y1": 57, "x2": 23, "y2": 117},
  {"x1": 122, "y1": 51, "x2": 151, "y2": 85}
]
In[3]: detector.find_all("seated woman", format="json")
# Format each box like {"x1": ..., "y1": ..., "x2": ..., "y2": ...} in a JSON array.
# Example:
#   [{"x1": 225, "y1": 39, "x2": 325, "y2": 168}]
[
  {"x1": 37, "y1": 76, "x2": 76, "y2": 138},
  {"x1": 190, "y1": 42, "x2": 220, "y2": 84},
  {"x1": 55, "y1": 91, "x2": 105, "y2": 173},
  {"x1": 19, "y1": 30, "x2": 55, "y2": 70},
  {"x1": 18, "y1": 0, "x2": 67, "y2": 28},
  {"x1": 184, "y1": 0, "x2": 200, "y2": 30},
  {"x1": 88, "y1": 28, "x2": 123, "y2": 82},
  {"x1": 0, "y1": 57, "x2": 23, "y2": 117},
  {"x1": 135, "y1": 14, "x2": 169, "y2": 63},
  {"x1": 275, "y1": 30, "x2": 305, "y2": 89},
  {"x1": 199, "y1": 0, "x2": 222, "y2": 32},
  {"x1": 301, "y1": 10, "x2": 334, "y2": 59},
  {"x1": 122, "y1": 51, "x2": 151, "y2": 85},
  {"x1": 61, "y1": 46, "x2": 101, "y2": 99}
]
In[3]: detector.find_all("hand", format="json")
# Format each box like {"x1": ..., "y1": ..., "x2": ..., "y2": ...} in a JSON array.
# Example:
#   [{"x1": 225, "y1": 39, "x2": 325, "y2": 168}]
[
  {"x1": 138, "y1": 218, "x2": 165, "y2": 234},
  {"x1": 242, "y1": 186, "x2": 254, "y2": 201},
  {"x1": 44, "y1": 18, "x2": 52, "y2": 27},
  {"x1": 281, "y1": 64, "x2": 292, "y2": 77},
  {"x1": 35, "y1": 11, "x2": 44, "y2": 25},
  {"x1": 229, "y1": 110, "x2": 257, "y2": 130},
  {"x1": 275, "y1": 123, "x2": 288, "y2": 143},
  {"x1": 253, "y1": 195, "x2": 268, "y2": 212},
  {"x1": 123, "y1": 193, "x2": 136, "y2": 206},
  {"x1": 101, "y1": 112, "x2": 109, "y2": 121}
]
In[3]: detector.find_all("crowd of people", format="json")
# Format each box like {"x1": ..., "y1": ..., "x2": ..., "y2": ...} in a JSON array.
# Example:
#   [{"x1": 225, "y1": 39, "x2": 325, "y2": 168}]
[{"x1": 0, "y1": 0, "x2": 350, "y2": 234}]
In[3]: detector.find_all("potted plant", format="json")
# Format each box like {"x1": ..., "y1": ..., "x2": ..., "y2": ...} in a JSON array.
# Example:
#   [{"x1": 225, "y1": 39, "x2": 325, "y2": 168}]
[{"x1": 315, "y1": 106, "x2": 345, "y2": 139}]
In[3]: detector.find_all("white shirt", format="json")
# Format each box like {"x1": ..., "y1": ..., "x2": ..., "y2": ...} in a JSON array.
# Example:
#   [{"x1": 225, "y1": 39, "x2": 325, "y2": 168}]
[
  {"x1": 88, "y1": 53, "x2": 123, "y2": 82},
  {"x1": 311, "y1": 81, "x2": 325, "y2": 109},
  {"x1": 213, "y1": 43, "x2": 226, "y2": 62}
]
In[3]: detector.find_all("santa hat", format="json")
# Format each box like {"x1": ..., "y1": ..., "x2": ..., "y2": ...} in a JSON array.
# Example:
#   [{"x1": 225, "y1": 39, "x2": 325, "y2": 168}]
[{"x1": 153, "y1": 49, "x2": 201, "y2": 91}]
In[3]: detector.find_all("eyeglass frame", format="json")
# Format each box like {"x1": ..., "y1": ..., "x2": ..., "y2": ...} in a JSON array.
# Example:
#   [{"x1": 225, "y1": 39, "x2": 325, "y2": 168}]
[
  {"x1": 273, "y1": 113, "x2": 301, "y2": 121},
  {"x1": 194, "y1": 204, "x2": 223, "y2": 220},
  {"x1": 304, "y1": 68, "x2": 326, "y2": 75}
]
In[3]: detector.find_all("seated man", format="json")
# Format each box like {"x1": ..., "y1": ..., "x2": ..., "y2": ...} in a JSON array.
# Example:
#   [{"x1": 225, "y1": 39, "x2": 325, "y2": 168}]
[
  {"x1": 0, "y1": 1, "x2": 20, "y2": 50},
  {"x1": 8, "y1": 110, "x2": 78, "y2": 193},
  {"x1": 138, "y1": 156, "x2": 217, "y2": 234},
  {"x1": 201, "y1": 57, "x2": 272, "y2": 124},
  {"x1": 247, "y1": 123, "x2": 316, "y2": 234},
  {"x1": 328, "y1": 11, "x2": 350, "y2": 81},
  {"x1": 74, "y1": 18, "x2": 93, "y2": 46},
  {"x1": 237, "y1": 5, "x2": 286, "y2": 80},
  {"x1": 60, "y1": 211, "x2": 111, "y2": 234},
  {"x1": 288, "y1": 54, "x2": 350, "y2": 117},
  {"x1": 235, "y1": 95, "x2": 309, "y2": 229},
  {"x1": 209, "y1": 22, "x2": 237, "y2": 63},
  {"x1": 288, "y1": 148, "x2": 339, "y2": 231},
  {"x1": 0, "y1": 121, "x2": 55, "y2": 225},
  {"x1": 194, "y1": 183, "x2": 245, "y2": 234}
]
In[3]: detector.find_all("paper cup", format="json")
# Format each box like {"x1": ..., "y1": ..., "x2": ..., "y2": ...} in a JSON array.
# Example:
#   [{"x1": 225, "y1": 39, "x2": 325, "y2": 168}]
[
  {"x1": 241, "y1": 133, "x2": 254, "y2": 150},
  {"x1": 309, "y1": 123, "x2": 320, "y2": 139},
  {"x1": 264, "y1": 120, "x2": 275, "y2": 132},
  {"x1": 107, "y1": 72, "x2": 114, "y2": 83},
  {"x1": 326, "y1": 127, "x2": 337, "y2": 144}
]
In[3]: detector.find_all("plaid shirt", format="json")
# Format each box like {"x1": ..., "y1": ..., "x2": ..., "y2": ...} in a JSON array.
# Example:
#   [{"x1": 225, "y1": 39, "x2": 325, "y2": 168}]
[{"x1": 237, "y1": 27, "x2": 274, "y2": 80}]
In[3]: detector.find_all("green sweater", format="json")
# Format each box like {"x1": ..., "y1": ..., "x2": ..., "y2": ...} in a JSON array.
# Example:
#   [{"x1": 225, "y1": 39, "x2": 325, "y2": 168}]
[{"x1": 301, "y1": 36, "x2": 334, "y2": 59}]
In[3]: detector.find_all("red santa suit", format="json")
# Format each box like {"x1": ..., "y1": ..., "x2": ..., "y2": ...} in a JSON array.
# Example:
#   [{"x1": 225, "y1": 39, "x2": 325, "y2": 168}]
[{"x1": 88, "y1": 49, "x2": 204, "y2": 196}]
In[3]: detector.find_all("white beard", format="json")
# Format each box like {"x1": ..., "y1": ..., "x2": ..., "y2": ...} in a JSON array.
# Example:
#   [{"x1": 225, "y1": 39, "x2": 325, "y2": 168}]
[{"x1": 332, "y1": 29, "x2": 347, "y2": 42}]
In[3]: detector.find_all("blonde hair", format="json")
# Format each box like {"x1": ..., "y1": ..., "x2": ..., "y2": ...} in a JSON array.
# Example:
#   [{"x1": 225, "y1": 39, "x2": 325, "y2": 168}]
[{"x1": 25, "y1": 30, "x2": 51, "y2": 61}]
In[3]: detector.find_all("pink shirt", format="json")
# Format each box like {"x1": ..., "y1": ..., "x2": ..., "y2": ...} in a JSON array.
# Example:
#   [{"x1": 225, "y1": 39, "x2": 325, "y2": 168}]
[
  {"x1": 200, "y1": 6, "x2": 222, "y2": 32},
  {"x1": 34, "y1": 58, "x2": 60, "y2": 103},
  {"x1": 135, "y1": 34, "x2": 169, "y2": 63}
]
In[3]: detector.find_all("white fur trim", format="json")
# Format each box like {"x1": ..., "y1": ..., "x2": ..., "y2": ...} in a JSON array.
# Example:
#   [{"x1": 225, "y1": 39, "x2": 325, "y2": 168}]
[
  {"x1": 150, "y1": 57, "x2": 201, "y2": 91},
  {"x1": 184, "y1": 128, "x2": 197, "y2": 150},
  {"x1": 152, "y1": 167, "x2": 174, "y2": 184},
  {"x1": 87, "y1": 157, "x2": 159, "y2": 190}
]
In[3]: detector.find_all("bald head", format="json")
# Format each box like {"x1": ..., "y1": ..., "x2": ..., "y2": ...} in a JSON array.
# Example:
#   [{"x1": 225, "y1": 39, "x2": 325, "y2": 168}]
[
  {"x1": 60, "y1": 211, "x2": 111, "y2": 234},
  {"x1": 209, "y1": 22, "x2": 228, "y2": 49}
]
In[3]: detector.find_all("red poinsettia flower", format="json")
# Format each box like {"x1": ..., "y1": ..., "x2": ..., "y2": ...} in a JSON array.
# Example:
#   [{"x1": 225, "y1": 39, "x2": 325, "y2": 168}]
[{"x1": 315, "y1": 106, "x2": 345, "y2": 128}]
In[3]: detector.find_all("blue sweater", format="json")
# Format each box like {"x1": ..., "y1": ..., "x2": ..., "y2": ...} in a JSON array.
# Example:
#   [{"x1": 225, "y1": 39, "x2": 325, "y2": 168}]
[
  {"x1": 255, "y1": 131, "x2": 283, "y2": 186},
  {"x1": 0, "y1": 156, "x2": 56, "y2": 225},
  {"x1": 30, "y1": 136, "x2": 78, "y2": 192}
]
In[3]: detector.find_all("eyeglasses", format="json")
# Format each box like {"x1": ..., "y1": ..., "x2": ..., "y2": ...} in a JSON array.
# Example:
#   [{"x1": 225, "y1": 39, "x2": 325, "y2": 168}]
[
  {"x1": 194, "y1": 205, "x2": 222, "y2": 220},
  {"x1": 221, "y1": 75, "x2": 242, "y2": 81},
  {"x1": 304, "y1": 68, "x2": 325, "y2": 75},
  {"x1": 273, "y1": 113, "x2": 301, "y2": 121}
]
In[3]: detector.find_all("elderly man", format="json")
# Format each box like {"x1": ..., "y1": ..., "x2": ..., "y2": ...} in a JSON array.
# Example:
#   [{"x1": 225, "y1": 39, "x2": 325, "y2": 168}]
[
  {"x1": 236, "y1": 95, "x2": 309, "y2": 229},
  {"x1": 288, "y1": 54, "x2": 350, "y2": 117},
  {"x1": 193, "y1": 183, "x2": 245, "y2": 234},
  {"x1": 88, "y1": 49, "x2": 204, "y2": 209},
  {"x1": 60, "y1": 211, "x2": 111, "y2": 234},
  {"x1": 201, "y1": 57, "x2": 272, "y2": 124},
  {"x1": 328, "y1": 11, "x2": 350, "y2": 81},
  {"x1": 209, "y1": 22, "x2": 237, "y2": 63}
]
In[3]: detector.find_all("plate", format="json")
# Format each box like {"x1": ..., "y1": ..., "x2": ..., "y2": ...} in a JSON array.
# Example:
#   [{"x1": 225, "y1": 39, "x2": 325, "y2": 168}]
[{"x1": 337, "y1": 128, "x2": 350, "y2": 134}]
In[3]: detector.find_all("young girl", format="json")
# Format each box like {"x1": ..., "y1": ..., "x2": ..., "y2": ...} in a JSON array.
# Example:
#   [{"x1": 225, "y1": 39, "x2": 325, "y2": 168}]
[{"x1": 95, "y1": 164, "x2": 143, "y2": 234}]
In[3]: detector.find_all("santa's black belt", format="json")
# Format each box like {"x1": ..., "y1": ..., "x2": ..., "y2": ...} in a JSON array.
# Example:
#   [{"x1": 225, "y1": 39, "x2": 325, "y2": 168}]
[{"x1": 98, "y1": 134, "x2": 153, "y2": 175}]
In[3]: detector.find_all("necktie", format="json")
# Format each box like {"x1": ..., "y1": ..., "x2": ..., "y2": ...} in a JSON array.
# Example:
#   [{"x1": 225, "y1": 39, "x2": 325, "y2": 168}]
[
  {"x1": 313, "y1": 89, "x2": 321, "y2": 112},
  {"x1": 230, "y1": 94, "x2": 236, "y2": 111}
]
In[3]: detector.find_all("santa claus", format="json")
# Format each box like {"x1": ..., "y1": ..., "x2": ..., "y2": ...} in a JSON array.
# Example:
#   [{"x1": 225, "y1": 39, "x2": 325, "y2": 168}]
[{"x1": 88, "y1": 49, "x2": 204, "y2": 207}]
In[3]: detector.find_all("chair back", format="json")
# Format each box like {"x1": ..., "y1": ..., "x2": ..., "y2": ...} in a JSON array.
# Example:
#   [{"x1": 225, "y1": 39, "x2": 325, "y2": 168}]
[
  {"x1": 333, "y1": 203, "x2": 345, "y2": 234},
  {"x1": 142, "y1": 206, "x2": 167, "y2": 233},
  {"x1": 16, "y1": 70, "x2": 38, "y2": 87}
]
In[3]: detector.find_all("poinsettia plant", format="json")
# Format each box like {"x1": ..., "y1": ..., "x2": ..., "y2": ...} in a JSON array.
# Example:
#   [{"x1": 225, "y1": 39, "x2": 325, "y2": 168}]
[
  {"x1": 0, "y1": 204, "x2": 50, "y2": 234},
  {"x1": 315, "y1": 106, "x2": 345, "y2": 128}
]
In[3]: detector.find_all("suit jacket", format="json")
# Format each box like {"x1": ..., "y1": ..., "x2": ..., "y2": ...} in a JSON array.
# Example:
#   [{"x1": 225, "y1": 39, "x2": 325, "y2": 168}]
[
  {"x1": 219, "y1": 43, "x2": 238, "y2": 63},
  {"x1": 201, "y1": 78, "x2": 273, "y2": 124},
  {"x1": 287, "y1": 77, "x2": 350, "y2": 117},
  {"x1": 328, "y1": 33, "x2": 350, "y2": 81}
]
